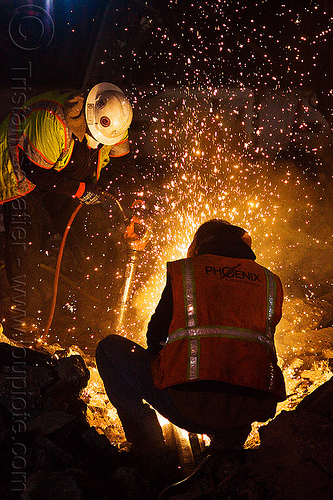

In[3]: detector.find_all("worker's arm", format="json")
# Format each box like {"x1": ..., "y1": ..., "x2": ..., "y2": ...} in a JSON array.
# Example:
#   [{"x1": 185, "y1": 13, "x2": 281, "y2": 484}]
[
  {"x1": 18, "y1": 108, "x2": 87, "y2": 199},
  {"x1": 146, "y1": 275, "x2": 173, "y2": 358},
  {"x1": 22, "y1": 156, "x2": 84, "y2": 198},
  {"x1": 97, "y1": 153, "x2": 143, "y2": 208}
]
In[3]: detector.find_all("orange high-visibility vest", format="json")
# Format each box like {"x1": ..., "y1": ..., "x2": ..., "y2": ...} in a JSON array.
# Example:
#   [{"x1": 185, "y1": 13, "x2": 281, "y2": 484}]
[{"x1": 151, "y1": 255, "x2": 286, "y2": 401}]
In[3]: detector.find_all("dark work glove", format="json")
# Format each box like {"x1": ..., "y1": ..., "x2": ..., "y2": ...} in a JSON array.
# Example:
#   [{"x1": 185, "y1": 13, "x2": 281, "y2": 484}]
[{"x1": 78, "y1": 184, "x2": 101, "y2": 205}]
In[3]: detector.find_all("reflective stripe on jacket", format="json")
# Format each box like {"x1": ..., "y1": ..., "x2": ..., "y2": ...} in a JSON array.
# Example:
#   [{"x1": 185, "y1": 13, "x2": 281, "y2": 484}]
[
  {"x1": 151, "y1": 255, "x2": 286, "y2": 400},
  {"x1": 0, "y1": 89, "x2": 129, "y2": 203}
]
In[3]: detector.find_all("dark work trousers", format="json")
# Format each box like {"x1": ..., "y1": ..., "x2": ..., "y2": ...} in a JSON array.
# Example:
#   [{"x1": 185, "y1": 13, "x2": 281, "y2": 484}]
[
  {"x1": 3, "y1": 191, "x2": 44, "y2": 323},
  {"x1": 95, "y1": 334, "x2": 240, "y2": 442},
  {"x1": 2, "y1": 188, "x2": 125, "y2": 327}
]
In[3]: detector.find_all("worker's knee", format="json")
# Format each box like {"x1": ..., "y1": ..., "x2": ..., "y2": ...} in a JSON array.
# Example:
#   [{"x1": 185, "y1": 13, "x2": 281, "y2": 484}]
[
  {"x1": 96, "y1": 334, "x2": 121, "y2": 359},
  {"x1": 96, "y1": 334, "x2": 140, "y2": 365}
]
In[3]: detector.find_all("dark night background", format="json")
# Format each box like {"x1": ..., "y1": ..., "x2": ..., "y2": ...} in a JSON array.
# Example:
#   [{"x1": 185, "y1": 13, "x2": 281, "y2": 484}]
[
  {"x1": 2, "y1": 0, "x2": 333, "y2": 179},
  {"x1": 1, "y1": 1, "x2": 333, "y2": 96}
]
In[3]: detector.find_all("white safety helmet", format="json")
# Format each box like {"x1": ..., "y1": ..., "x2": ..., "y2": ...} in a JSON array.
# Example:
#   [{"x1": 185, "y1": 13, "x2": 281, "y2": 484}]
[{"x1": 85, "y1": 82, "x2": 133, "y2": 145}]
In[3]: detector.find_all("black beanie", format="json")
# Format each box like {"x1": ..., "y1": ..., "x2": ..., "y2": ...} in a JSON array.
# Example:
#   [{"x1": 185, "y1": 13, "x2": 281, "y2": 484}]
[{"x1": 194, "y1": 219, "x2": 256, "y2": 260}]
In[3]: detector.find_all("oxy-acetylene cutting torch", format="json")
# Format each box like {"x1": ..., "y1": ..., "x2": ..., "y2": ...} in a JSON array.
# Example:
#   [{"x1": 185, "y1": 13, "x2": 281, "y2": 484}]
[
  {"x1": 42, "y1": 192, "x2": 150, "y2": 339},
  {"x1": 114, "y1": 198, "x2": 151, "y2": 332}
]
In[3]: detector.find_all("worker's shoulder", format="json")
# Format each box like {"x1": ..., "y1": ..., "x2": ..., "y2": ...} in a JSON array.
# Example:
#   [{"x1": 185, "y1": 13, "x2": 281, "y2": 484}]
[
  {"x1": 168, "y1": 254, "x2": 254, "y2": 265},
  {"x1": 24, "y1": 89, "x2": 77, "y2": 110},
  {"x1": 167, "y1": 255, "x2": 280, "y2": 274}
]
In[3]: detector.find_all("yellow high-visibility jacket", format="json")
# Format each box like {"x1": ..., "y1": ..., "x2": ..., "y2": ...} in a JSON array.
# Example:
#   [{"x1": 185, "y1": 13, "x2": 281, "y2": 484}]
[{"x1": 0, "y1": 89, "x2": 129, "y2": 203}]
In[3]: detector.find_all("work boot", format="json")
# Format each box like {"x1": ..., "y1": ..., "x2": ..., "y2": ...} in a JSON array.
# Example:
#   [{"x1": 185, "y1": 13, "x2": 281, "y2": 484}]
[
  {"x1": 119, "y1": 407, "x2": 181, "y2": 489},
  {"x1": 119, "y1": 406, "x2": 165, "y2": 449}
]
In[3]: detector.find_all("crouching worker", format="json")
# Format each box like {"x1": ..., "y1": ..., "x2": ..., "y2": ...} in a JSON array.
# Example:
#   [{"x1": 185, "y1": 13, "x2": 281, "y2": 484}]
[{"x1": 96, "y1": 219, "x2": 286, "y2": 481}]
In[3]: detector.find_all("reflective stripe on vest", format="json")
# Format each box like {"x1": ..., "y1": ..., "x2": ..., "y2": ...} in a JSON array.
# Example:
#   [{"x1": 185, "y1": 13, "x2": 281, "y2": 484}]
[
  {"x1": 264, "y1": 267, "x2": 276, "y2": 340},
  {"x1": 166, "y1": 259, "x2": 278, "y2": 381},
  {"x1": 7, "y1": 99, "x2": 73, "y2": 172}
]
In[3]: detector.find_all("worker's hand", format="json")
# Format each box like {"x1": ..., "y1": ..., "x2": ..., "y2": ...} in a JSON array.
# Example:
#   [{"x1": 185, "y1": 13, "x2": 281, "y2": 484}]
[
  {"x1": 124, "y1": 200, "x2": 151, "y2": 251},
  {"x1": 124, "y1": 217, "x2": 150, "y2": 251},
  {"x1": 125, "y1": 217, "x2": 146, "y2": 240},
  {"x1": 78, "y1": 184, "x2": 101, "y2": 205}
]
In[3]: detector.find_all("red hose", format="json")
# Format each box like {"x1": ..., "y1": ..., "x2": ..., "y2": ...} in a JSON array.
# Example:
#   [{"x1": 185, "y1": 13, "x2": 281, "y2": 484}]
[{"x1": 42, "y1": 203, "x2": 83, "y2": 339}]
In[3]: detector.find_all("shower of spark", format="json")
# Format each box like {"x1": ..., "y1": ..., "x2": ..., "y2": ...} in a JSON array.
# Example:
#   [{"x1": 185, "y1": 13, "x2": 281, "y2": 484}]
[
  {"x1": 76, "y1": 2, "x2": 333, "y2": 445},
  {"x1": 126, "y1": 91, "x2": 333, "y2": 351},
  {"x1": 110, "y1": 1, "x2": 333, "y2": 352}
]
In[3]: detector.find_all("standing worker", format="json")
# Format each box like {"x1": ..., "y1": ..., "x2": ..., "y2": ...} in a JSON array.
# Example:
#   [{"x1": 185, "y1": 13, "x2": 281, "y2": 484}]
[
  {"x1": 0, "y1": 82, "x2": 143, "y2": 338},
  {"x1": 96, "y1": 219, "x2": 286, "y2": 485}
]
